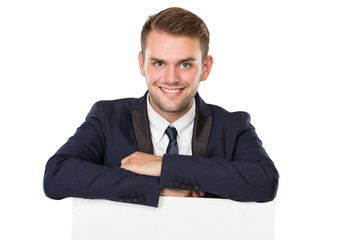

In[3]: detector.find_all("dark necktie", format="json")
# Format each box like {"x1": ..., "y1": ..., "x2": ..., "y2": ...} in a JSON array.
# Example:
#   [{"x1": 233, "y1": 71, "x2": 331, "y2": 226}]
[{"x1": 165, "y1": 126, "x2": 178, "y2": 154}]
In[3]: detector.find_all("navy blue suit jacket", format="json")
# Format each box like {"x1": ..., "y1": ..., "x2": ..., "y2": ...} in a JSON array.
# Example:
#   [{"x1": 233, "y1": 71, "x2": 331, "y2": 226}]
[{"x1": 44, "y1": 92, "x2": 278, "y2": 207}]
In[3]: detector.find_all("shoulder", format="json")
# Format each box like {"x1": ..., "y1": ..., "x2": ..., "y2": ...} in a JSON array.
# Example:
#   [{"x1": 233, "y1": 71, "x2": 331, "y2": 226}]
[
  {"x1": 207, "y1": 103, "x2": 250, "y2": 122},
  {"x1": 87, "y1": 95, "x2": 145, "y2": 119},
  {"x1": 196, "y1": 93, "x2": 252, "y2": 129},
  {"x1": 95, "y1": 97, "x2": 142, "y2": 110},
  {"x1": 203, "y1": 103, "x2": 253, "y2": 133},
  {"x1": 196, "y1": 93, "x2": 250, "y2": 121}
]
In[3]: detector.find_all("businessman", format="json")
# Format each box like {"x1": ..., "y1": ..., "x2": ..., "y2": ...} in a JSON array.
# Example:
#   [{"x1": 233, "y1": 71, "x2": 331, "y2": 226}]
[{"x1": 43, "y1": 7, "x2": 279, "y2": 207}]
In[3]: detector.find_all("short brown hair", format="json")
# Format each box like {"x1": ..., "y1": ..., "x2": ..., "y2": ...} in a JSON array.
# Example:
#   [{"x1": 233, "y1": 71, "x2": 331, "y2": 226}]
[{"x1": 141, "y1": 7, "x2": 210, "y2": 62}]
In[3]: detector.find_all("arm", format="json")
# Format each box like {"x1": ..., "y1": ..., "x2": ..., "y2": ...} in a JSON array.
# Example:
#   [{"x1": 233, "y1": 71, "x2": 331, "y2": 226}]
[
  {"x1": 160, "y1": 124, "x2": 279, "y2": 202},
  {"x1": 120, "y1": 152, "x2": 206, "y2": 197},
  {"x1": 43, "y1": 102, "x2": 161, "y2": 207},
  {"x1": 121, "y1": 113, "x2": 278, "y2": 202}
]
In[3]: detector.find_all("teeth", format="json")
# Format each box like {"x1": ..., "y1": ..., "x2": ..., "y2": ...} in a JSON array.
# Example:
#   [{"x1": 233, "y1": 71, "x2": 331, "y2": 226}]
[{"x1": 161, "y1": 87, "x2": 181, "y2": 93}]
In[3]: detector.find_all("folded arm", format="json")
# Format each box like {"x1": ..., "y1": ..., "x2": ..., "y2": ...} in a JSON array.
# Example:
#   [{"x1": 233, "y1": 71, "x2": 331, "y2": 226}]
[
  {"x1": 159, "y1": 127, "x2": 279, "y2": 202},
  {"x1": 120, "y1": 151, "x2": 206, "y2": 197},
  {"x1": 120, "y1": 127, "x2": 279, "y2": 202},
  {"x1": 44, "y1": 102, "x2": 278, "y2": 207},
  {"x1": 43, "y1": 102, "x2": 161, "y2": 207}
]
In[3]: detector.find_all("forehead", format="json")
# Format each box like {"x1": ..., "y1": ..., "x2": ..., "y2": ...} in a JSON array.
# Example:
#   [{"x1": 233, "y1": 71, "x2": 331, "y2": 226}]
[{"x1": 144, "y1": 31, "x2": 202, "y2": 60}]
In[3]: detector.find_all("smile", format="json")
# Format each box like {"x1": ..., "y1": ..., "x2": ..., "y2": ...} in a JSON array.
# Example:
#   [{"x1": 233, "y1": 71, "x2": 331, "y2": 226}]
[{"x1": 160, "y1": 87, "x2": 183, "y2": 93}]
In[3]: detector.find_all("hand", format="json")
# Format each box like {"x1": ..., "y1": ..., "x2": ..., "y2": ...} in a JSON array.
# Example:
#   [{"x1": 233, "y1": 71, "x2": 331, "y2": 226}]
[
  {"x1": 160, "y1": 189, "x2": 206, "y2": 198},
  {"x1": 191, "y1": 191, "x2": 206, "y2": 198},
  {"x1": 121, "y1": 152, "x2": 162, "y2": 177},
  {"x1": 160, "y1": 188, "x2": 192, "y2": 197}
]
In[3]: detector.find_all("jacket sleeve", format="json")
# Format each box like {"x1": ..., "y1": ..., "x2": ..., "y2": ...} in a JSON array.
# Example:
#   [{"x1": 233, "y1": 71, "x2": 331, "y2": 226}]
[
  {"x1": 159, "y1": 113, "x2": 279, "y2": 202},
  {"x1": 43, "y1": 102, "x2": 161, "y2": 207}
]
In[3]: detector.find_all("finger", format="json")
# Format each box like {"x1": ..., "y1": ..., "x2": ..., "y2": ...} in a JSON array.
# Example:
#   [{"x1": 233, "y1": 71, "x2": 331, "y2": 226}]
[
  {"x1": 192, "y1": 191, "x2": 206, "y2": 198},
  {"x1": 192, "y1": 191, "x2": 199, "y2": 197},
  {"x1": 184, "y1": 190, "x2": 192, "y2": 197},
  {"x1": 121, "y1": 155, "x2": 131, "y2": 165}
]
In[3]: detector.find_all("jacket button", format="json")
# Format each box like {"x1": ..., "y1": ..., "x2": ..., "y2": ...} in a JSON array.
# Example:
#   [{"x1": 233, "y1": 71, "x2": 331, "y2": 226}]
[
  {"x1": 180, "y1": 183, "x2": 186, "y2": 188},
  {"x1": 194, "y1": 185, "x2": 200, "y2": 190},
  {"x1": 173, "y1": 182, "x2": 180, "y2": 187}
]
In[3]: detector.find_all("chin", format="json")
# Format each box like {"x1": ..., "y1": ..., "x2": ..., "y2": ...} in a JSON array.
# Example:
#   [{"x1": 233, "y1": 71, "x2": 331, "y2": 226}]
[
  {"x1": 159, "y1": 99, "x2": 193, "y2": 114},
  {"x1": 158, "y1": 103, "x2": 183, "y2": 113}
]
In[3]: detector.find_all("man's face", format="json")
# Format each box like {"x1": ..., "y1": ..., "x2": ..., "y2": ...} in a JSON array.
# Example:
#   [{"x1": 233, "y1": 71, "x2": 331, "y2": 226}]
[{"x1": 139, "y1": 30, "x2": 213, "y2": 120}]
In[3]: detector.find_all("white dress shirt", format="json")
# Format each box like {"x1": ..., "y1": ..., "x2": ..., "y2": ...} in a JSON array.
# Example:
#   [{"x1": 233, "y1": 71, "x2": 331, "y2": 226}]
[{"x1": 147, "y1": 97, "x2": 195, "y2": 157}]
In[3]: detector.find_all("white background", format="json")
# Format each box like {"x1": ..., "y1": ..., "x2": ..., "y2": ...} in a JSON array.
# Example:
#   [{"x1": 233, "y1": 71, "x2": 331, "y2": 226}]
[{"x1": 1, "y1": 0, "x2": 359, "y2": 239}]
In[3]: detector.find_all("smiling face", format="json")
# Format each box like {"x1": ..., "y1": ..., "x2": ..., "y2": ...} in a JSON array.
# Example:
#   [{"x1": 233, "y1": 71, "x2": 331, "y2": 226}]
[{"x1": 139, "y1": 30, "x2": 213, "y2": 122}]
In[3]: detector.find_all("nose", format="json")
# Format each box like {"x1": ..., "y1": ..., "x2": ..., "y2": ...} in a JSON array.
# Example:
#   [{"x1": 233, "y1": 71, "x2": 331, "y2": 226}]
[{"x1": 164, "y1": 65, "x2": 180, "y2": 85}]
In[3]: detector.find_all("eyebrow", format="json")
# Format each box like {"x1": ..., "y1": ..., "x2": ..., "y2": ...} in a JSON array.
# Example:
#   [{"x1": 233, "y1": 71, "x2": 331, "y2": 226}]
[
  {"x1": 179, "y1": 58, "x2": 196, "y2": 62},
  {"x1": 149, "y1": 57, "x2": 196, "y2": 63}
]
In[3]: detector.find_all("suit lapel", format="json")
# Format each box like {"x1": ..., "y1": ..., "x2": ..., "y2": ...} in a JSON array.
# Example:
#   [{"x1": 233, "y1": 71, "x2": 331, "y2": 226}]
[
  {"x1": 130, "y1": 96, "x2": 153, "y2": 154},
  {"x1": 192, "y1": 95, "x2": 213, "y2": 157}
]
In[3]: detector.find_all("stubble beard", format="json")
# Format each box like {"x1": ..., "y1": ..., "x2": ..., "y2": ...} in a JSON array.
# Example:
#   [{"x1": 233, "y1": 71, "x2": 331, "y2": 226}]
[{"x1": 148, "y1": 88, "x2": 196, "y2": 114}]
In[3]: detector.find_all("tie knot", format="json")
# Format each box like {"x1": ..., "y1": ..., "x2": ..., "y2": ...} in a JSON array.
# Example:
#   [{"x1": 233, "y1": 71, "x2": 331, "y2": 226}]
[{"x1": 165, "y1": 126, "x2": 177, "y2": 141}]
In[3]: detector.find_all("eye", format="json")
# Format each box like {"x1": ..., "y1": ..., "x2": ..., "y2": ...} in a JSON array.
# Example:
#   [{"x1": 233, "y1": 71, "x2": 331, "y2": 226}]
[
  {"x1": 154, "y1": 62, "x2": 164, "y2": 67},
  {"x1": 180, "y1": 63, "x2": 191, "y2": 69}
]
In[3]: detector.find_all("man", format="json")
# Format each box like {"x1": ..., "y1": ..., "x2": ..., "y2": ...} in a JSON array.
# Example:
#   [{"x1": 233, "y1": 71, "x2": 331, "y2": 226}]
[{"x1": 43, "y1": 7, "x2": 279, "y2": 207}]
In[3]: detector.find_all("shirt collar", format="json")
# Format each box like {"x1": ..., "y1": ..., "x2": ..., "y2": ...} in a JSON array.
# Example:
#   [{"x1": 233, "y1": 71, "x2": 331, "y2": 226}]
[{"x1": 147, "y1": 96, "x2": 196, "y2": 143}]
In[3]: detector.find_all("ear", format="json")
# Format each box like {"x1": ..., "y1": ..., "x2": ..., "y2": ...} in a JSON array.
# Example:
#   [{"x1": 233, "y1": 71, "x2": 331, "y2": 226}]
[
  {"x1": 138, "y1": 51, "x2": 145, "y2": 76},
  {"x1": 200, "y1": 55, "x2": 213, "y2": 82}
]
